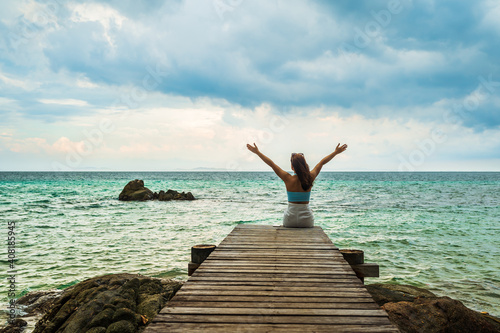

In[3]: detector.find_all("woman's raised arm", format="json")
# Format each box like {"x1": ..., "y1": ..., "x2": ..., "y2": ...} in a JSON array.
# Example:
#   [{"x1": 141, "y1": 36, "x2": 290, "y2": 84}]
[
  {"x1": 311, "y1": 143, "x2": 348, "y2": 179},
  {"x1": 247, "y1": 143, "x2": 291, "y2": 182}
]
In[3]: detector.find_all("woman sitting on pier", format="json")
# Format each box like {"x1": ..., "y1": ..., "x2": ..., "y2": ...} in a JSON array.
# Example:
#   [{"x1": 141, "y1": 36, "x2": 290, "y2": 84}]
[{"x1": 246, "y1": 143, "x2": 348, "y2": 228}]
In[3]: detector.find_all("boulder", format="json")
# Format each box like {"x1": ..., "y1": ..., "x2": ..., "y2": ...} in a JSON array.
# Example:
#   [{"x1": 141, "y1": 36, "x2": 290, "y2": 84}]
[
  {"x1": 32, "y1": 273, "x2": 183, "y2": 333},
  {"x1": 365, "y1": 283, "x2": 436, "y2": 306},
  {"x1": 118, "y1": 180, "x2": 154, "y2": 201},
  {"x1": 0, "y1": 289, "x2": 63, "y2": 333},
  {"x1": 383, "y1": 297, "x2": 500, "y2": 333},
  {"x1": 366, "y1": 284, "x2": 500, "y2": 333},
  {"x1": 0, "y1": 319, "x2": 27, "y2": 333},
  {"x1": 118, "y1": 180, "x2": 195, "y2": 201},
  {"x1": 157, "y1": 190, "x2": 174, "y2": 201}
]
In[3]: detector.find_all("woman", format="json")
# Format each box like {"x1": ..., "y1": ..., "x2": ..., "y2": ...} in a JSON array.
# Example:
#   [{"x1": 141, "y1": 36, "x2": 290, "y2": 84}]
[{"x1": 247, "y1": 142, "x2": 348, "y2": 228}]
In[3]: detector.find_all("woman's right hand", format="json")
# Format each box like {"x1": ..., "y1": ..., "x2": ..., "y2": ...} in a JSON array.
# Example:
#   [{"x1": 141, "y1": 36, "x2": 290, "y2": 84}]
[
  {"x1": 247, "y1": 143, "x2": 260, "y2": 154},
  {"x1": 334, "y1": 143, "x2": 348, "y2": 154}
]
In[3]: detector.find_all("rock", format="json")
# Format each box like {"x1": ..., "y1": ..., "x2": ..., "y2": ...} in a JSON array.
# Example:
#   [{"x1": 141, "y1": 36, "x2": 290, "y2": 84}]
[
  {"x1": 119, "y1": 180, "x2": 195, "y2": 201},
  {"x1": 111, "y1": 308, "x2": 138, "y2": 324},
  {"x1": 118, "y1": 180, "x2": 154, "y2": 201},
  {"x1": 88, "y1": 308, "x2": 114, "y2": 328},
  {"x1": 105, "y1": 320, "x2": 135, "y2": 333},
  {"x1": 0, "y1": 319, "x2": 27, "y2": 333},
  {"x1": 86, "y1": 328, "x2": 107, "y2": 333},
  {"x1": 383, "y1": 296, "x2": 500, "y2": 333},
  {"x1": 137, "y1": 295, "x2": 163, "y2": 322},
  {"x1": 157, "y1": 190, "x2": 174, "y2": 201},
  {"x1": 366, "y1": 284, "x2": 500, "y2": 333},
  {"x1": 0, "y1": 290, "x2": 63, "y2": 333},
  {"x1": 33, "y1": 273, "x2": 183, "y2": 333},
  {"x1": 17, "y1": 289, "x2": 64, "y2": 316},
  {"x1": 366, "y1": 283, "x2": 436, "y2": 306}
]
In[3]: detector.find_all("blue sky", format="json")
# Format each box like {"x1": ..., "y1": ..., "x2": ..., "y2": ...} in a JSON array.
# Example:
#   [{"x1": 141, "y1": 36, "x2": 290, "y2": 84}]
[{"x1": 0, "y1": 0, "x2": 499, "y2": 171}]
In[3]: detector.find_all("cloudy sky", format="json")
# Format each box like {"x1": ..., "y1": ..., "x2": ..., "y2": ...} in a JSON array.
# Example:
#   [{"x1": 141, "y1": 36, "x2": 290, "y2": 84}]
[{"x1": 1, "y1": 0, "x2": 499, "y2": 171}]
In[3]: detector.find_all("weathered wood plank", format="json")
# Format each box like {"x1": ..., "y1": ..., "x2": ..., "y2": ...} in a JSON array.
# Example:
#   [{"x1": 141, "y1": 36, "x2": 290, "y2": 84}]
[
  {"x1": 202, "y1": 261, "x2": 350, "y2": 266},
  {"x1": 175, "y1": 290, "x2": 373, "y2": 297},
  {"x1": 166, "y1": 301, "x2": 381, "y2": 309},
  {"x1": 185, "y1": 278, "x2": 363, "y2": 285},
  {"x1": 204, "y1": 258, "x2": 345, "y2": 264},
  {"x1": 180, "y1": 285, "x2": 367, "y2": 292},
  {"x1": 169, "y1": 295, "x2": 379, "y2": 303},
  {"x1": 152, "y1": 314, "x2": 393, "y2": 325},
  {"x1": 187, "y1": 276, "x2": 362, "y2": 283},
  {"x1": 191, "y1": 271, "x2": 358, "y2": 279},
  {"x1": 193, "y1": 268, "x2": 356, "y2": 275},
  {"x1": 161, "y1": 307, "x2": 388, "y2": 317},
  {"x1": 196, "y1": 264, "x2": 354, "y2": 271},
  {"x1": 217, "y1": 243, "x2": 338, "y2": 250},
  {"x1": 146, "y1": 323, "x2": 399, "y2": 333}
]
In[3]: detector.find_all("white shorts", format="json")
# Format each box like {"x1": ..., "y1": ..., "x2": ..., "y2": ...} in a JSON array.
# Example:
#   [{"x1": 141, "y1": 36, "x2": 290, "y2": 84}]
[{"x1": 283, "y1": 203, "x2": 314, "y2": 228}]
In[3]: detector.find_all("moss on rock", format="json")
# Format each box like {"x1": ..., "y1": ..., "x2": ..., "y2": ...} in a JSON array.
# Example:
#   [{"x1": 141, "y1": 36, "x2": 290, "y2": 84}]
[
  {"x1": 33, "y1": 273, "x2": 183, "y2": 333},
  {"x1": 105, "y1": 320, "x2": 135, "y2": 333}
]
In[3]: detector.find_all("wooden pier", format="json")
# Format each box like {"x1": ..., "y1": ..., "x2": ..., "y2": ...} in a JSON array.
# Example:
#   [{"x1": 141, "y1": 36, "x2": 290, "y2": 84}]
[{"x1": 146, "y1": 224, "x2": 399, "y2": 332}]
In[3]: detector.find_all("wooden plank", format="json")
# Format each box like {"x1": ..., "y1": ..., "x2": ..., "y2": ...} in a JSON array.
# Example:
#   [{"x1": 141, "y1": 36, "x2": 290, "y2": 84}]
[
  {"x1": 193, "y1": 268, "x2": 355, "y2": 275},
  {"x1": 161, "y1": 307, "x2": 388, "y2": 317},
  {"x1": 210, "y1": 251, "x2": 341, "y2": 260},
  {"x1": 203, "y1": 259, "x2": 351, "y2": 267},
  {"x1": 187, "y1": 276, "x2": 362, "y2": 283},
  {"x1": 187, "y1": 277, "x2": 363, "y2": 288},
  {"x1": 169, "y1": 295, "x2": 379, "y2": 303},
  {"x1": 191, "y1": 271, "x2": 358, "y2": 279},
  {"x1": 217, "y1": 243, "x2": 338, "y2": 250},
  {"x1": 175, "y1": 290, "x2": 373, "y2": 297},
  {"x1": 211, "y1": 248, "x2": 338, "y2": 253},
  {"x1": 152, "y1": 314, "x2": 393, "y2": 325},
  {"x1": 204, "y1": 258, "x2": 345, "y2": 264},
  {"x1": 203, "y1": 260, "x2": 349, "y2": 269},
  {"x1": 146, "y1": 323, "x2": 400, "y2": 333},
  {"x1": 199, "y1": 264, "x2": 352, "y2": 270},
  {"x1": 352, "y1": 263, "x2": 380, "y2": 278},
  {"x1": 180, "y1": 285, "x2": 367, "y2": 292},
  {"x1": 166, "y1": 301, "x2": 381, "y2": 309}
]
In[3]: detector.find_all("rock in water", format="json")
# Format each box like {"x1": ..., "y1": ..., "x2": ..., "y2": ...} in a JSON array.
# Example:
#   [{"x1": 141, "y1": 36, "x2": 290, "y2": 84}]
[
  {"x1": 118, "y1": 180, "x2": 195, "y2": 201},
  {"x1": 118, "y1": 180, "x2": 154, "y2": 201},
  {"x1": 157, "y1": 190, "x2": 174, "y2": 201},
  {"x1": 32, "y1": 273, "x2": 183, "y2": 333},
  {"x1": 383, "y1": 297, "x2": 500, "y2": 333},
  {"x1": 365, "y1": 283, "x2": 436, "y2": 306},
  {"x1": 366, "y1": 284, "x2": 500, "y2": 333},
  {"x1": 0, "y1": 318, "x2": 27, "y2": 333}
]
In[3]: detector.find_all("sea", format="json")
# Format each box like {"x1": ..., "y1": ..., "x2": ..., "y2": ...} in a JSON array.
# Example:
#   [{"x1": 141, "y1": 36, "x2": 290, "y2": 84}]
[{"x1": 0, "y1": 171, "x2": 499, "y2": 321}]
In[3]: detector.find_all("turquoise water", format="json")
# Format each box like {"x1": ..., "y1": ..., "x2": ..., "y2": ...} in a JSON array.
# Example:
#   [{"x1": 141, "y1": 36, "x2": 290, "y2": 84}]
[{"x1": 0, "y1": 172, "x2": 499, "y2": 318}]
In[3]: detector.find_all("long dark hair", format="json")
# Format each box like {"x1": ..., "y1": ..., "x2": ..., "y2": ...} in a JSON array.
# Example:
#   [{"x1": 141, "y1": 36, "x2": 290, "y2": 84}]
[{"x1": 291, "y1": 153, "x2": 313, "y2": 191}]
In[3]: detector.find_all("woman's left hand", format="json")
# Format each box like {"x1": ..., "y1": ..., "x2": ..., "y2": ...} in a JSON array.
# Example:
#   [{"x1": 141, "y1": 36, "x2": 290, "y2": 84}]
[
  {"x1": 247, "y1": 143, "x2": 260, "y2": 154},
  {"x1": 334, "y1": 143, "x2": 348, "y2": 154}
]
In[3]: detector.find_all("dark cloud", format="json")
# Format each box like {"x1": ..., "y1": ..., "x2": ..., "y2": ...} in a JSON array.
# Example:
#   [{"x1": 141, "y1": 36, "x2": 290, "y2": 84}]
[{"x1": 1, "y1": 0, "x2": 499, "y2": 129}]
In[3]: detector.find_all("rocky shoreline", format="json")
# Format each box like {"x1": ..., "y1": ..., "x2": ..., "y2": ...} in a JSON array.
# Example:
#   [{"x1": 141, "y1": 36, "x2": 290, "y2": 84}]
[
  {"x1": 365, "y1": 284, "x2": 500, "y2": 332},
  {"x1": 2, "y1": 276, "x2": 499, "y2": 333},
  {"x1": 1, "y1": 274, "x2": 182, "y2": 333}
]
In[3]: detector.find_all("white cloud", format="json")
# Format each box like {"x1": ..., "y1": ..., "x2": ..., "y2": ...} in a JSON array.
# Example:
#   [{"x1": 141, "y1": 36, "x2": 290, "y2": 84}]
[
  {"x1": 0, "y1": 71, "x2": 40, "y2": 90},
  {"x1": 481, "y1": 0, "x2": 500, "y2": 33},
  {"x1": 38, "y1": 98, "x2": 89, "y2": 107},
  {"x1": 69, "y1": 3, "x2": 126, "y2": 48},
  {"x1": 1, "y1": 95, "x2": 499, "y2": 170}
]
